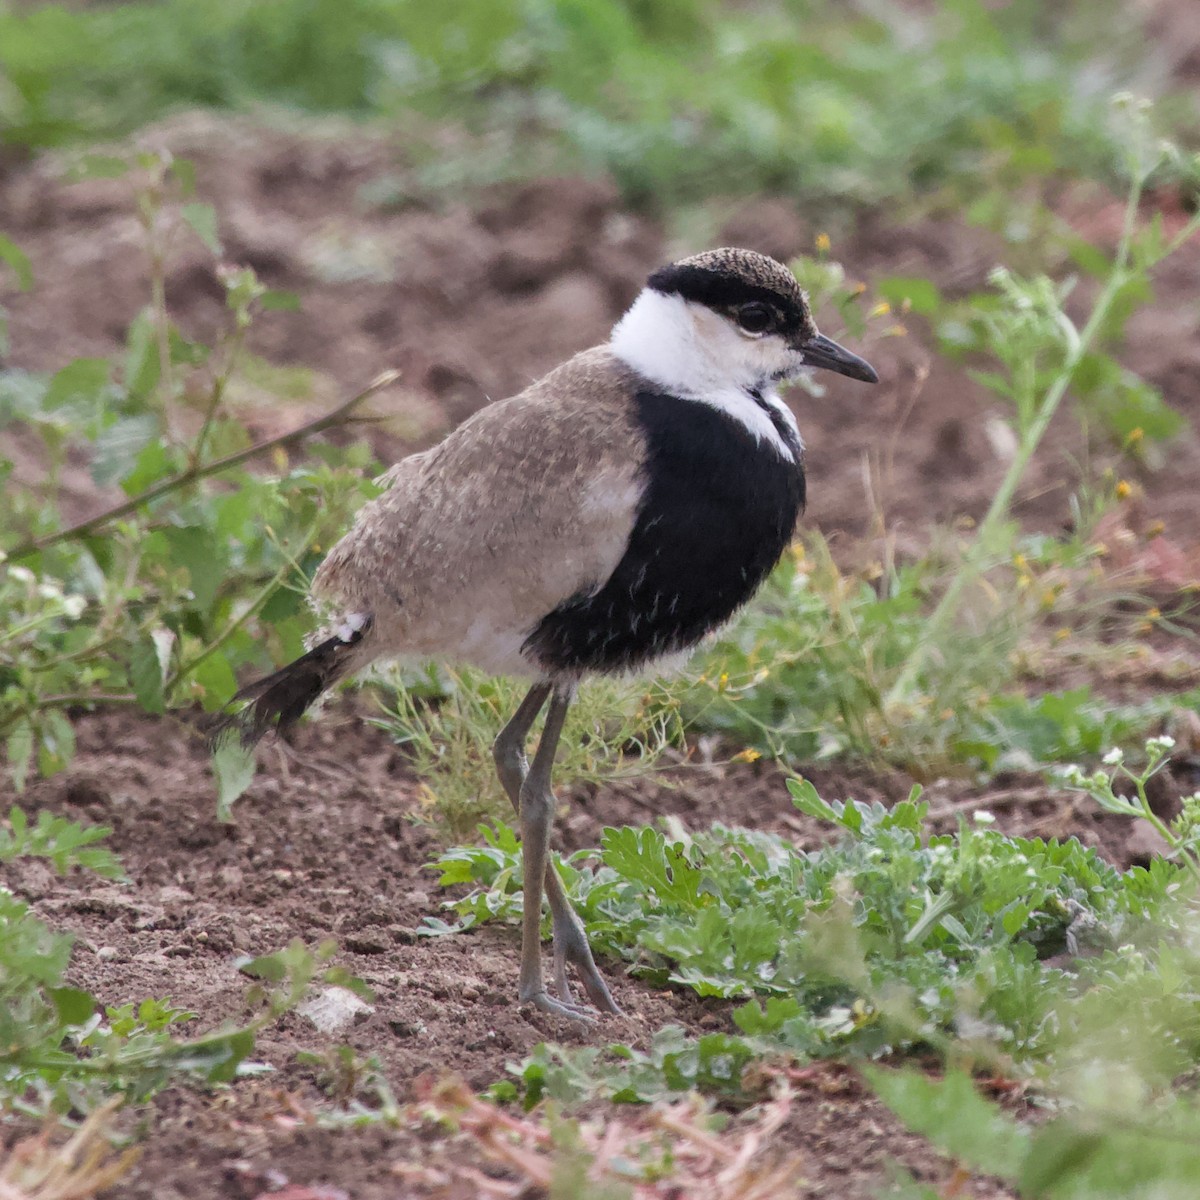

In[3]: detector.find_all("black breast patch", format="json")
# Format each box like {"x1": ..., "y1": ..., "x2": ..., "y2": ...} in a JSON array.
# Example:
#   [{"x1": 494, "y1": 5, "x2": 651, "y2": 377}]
[{"x1": 523, "y1": 389, "x2": 806, "y2": 676}]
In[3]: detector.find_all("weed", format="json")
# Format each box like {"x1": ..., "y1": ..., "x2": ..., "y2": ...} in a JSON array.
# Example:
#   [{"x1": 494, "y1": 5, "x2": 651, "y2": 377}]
[
  {"x1": 886, "y1": 105, "x2": 1200, "y2": 709},
  {"x1": 0, "y1": 151, "x2": 391, "y2": 792},
  {"x1": 431, "y1": 763, "x2": 1191, "y2": 1076},
  {"x1": 375, "y1": 667, "x2": 687, "y2": 840},
  {"x1": 411, "y1": 1074, "x2": 805, "y2": 1198},
  {"x1": 1060, "y1": 735, "x2": 1200, "y2": 880},
  {"x1": 0, "y1": 1, "x2": 1190, "y2": 211}
]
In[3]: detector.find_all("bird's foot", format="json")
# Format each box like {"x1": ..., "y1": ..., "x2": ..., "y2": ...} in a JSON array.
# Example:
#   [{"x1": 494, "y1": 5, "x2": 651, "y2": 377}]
[
  {"x1": 520, "y1": 987, "x2": 599, "y2": 1022},
  {"x1": 552, "y1": 914, "x2": 623, "y2": 1017}
]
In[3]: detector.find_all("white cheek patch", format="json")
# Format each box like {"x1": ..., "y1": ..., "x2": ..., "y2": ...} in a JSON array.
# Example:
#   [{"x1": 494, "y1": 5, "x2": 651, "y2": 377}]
[{"x1": 610, "y1": 289, "x2": 800, "y2": 461}]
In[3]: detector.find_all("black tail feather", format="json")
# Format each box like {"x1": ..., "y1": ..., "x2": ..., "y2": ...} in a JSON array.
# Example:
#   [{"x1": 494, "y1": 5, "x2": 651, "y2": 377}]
[{"x1": 209, "y1": 617, "x2": 373, "y2": 748}]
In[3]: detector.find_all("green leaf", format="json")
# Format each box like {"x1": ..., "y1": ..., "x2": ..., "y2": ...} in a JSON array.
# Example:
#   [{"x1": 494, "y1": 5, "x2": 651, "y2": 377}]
[
  {"x1": 0, "y1": 234, "x2": 33, "y2": 291},
  {"x1": 36, "y1": 710, "x2": 76, "y2": 777},
  {"x1": 180, "y1": 202, "x2": 222, "y2": 255},
  {"x1": 189, "y1": 654, "x2": 238, "y2": 709},
  {"x1": 787, "y1": 776, "x2": 840, "y2": 822},
  {"x1": 121, "y1": 438, "x2": 175, "y2": 495},
  {"x1": 44, "y1": 357, "x2": 110, "y2": 411},
  {"x1": 212, "y1": 737, "x2": 256, "y2": 823},
  {"x1": 49, "y1": 986, "x2": 97, "y2": 1025},
  {"x1": 865, "y1": 1067, "x2": 1029, "y2": 1181},
  {"x1": 6, "y1": 718, "x2": 35, "y2": 792},
  {"x1": 260, "y1": 289, "x2": 301, "y2": 312},
  {"x1": 129, "y1": 635, "x2": 166, "y2": 714},
  {"x1": 91, "y1": 412, "x2": 158, "y2": 487},
  {"x1": 124, "y1": 309, "x2": 161, "y2": 400},
  {"x1": 170, "y1": 157, "x2": 197, "y2": 196},
  {"x1": 238, "y1": 947, "x2": 288, "y2": 983},
  {"x1": 878, "y1": 276, "x2": 943, "y2": 315},
  {"x1": 70, "y1": 154, "x2": 131, "y2": 181},
  {"x1": 601, "y1": 826, "x2": 704, "y2": 909},
  {"x1": 163, "y1": 525, "x2": 221, "y2": 613}
]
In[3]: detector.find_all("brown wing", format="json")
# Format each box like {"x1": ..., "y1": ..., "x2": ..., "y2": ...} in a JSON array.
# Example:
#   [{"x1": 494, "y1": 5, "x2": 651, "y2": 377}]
[{"x1": 311, "y1": 347, "x2": 648, "y2": 673}]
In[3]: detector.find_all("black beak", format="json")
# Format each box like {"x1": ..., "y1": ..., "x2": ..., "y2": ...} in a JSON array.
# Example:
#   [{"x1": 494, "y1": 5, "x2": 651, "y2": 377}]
[{"x1": 799, "y1": 333, "x2": 879, "y2": 384}]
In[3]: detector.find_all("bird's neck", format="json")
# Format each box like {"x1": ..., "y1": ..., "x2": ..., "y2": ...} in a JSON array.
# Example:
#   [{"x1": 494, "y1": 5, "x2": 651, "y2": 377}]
[{"x1": 610, "y1": 288, "x2": 802, "y2": 460}]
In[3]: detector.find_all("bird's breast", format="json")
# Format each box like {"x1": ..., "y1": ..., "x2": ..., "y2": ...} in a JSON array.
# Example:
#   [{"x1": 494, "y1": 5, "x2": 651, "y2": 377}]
[{"x1": 524, "y1": 389, "x2": 806, "y2": 675}]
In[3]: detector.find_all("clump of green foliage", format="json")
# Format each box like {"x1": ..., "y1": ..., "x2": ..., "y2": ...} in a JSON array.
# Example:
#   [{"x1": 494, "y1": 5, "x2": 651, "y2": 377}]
[
  {"x1": 376, "y1": 667, "x2": 687, "y2": 840},
  {"x1": 436, "y1": 739, "x2": 1200, "y2": 1196},
  {"x1": 0, "y1": 151, "x2": 386, "y2": 793},
  {"x1": 430, "y1": 739, "x2": 1197, "y2": 1074},
  {"x1": 1, "y1": 1, "x2": 1192, "y2": 207},
  {"x1": 688, "y1": 109, "x2": 1200, "y2": 776}
]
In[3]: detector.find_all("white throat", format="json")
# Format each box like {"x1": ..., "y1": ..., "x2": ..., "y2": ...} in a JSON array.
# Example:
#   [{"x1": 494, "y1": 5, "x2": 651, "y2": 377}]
[{"x1": 610, "y1": 287, "x2": 802, "y2": 459}]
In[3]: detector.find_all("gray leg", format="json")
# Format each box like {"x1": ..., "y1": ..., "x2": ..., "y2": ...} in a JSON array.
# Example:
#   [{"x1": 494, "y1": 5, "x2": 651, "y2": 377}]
[{"x1": 493, "y1": 681, "x2": 620, "y2": 1019}]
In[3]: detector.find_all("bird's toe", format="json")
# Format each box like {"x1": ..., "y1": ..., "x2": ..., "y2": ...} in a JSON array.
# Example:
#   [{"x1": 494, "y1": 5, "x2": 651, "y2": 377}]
[{"x1": 522, "y1": 989, "x2": 598, "y2": 1023}]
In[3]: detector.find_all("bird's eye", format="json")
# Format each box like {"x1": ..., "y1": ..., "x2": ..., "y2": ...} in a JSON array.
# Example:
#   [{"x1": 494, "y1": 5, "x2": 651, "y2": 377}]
[{"x1": 736, "y1": 303, "x2": 773, "y2": 335}]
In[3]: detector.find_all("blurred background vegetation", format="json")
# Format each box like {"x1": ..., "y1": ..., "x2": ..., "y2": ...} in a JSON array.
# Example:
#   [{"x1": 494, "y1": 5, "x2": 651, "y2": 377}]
[{"x1": 1, "y1": 0, "x2": 1195, "y2": 207}]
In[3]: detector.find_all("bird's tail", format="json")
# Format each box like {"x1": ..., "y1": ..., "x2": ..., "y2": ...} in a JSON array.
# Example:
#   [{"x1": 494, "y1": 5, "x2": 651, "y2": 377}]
[{"x1": 210, "y1": 613, "x2": 374, "y2": 748}]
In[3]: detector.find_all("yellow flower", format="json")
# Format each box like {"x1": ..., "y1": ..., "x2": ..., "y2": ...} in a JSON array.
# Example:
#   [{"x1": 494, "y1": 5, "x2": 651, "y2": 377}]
[
  {"x1": 732, "y1": 748, "x2": 762, "y2": 764},
  {"x1": 1146, "y1": 520, "x2": 1165, "y2": 539},
  {"x1": 1147, "y1": 607, "x2": 1162, "y2": 621},
  {"x1": 1126, "y1": 427, "x2": 1144, "y2": 445},
  {"x1": 869, "y1": 301, "x2": 892, "y2": 318},
  {"x1": 815, "y1": 232, "x2": 832, "y2": 253},
  {"x1": 1054, "y1": 628, "x2": 1071, "y2": 642},
  {"x1": 1116, "y1": 480, "x2": 1132, "y2": 500}
]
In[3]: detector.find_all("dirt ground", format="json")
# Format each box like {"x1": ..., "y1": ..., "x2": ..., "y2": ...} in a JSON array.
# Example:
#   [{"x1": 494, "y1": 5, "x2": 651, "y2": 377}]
[
  {"x1": 8, "y1": 704, "x2": 1183, "y2": 1200},
  {"x1": 3, "y1": 100, "x2": 1200, "y2": 1197}
]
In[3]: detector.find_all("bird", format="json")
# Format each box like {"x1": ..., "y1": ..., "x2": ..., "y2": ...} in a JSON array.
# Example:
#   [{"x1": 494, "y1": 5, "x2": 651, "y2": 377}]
[{"x1": 218, "y1": 247, "x2": 878, "y2": 1021}]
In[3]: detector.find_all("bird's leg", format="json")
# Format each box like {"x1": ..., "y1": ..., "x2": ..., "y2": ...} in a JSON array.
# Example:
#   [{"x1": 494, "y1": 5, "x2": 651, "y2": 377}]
[
  {"x1": 494, "y1": 683, "x2": 621, "y2": 1017},
  {"x1": 492, "y1": 682, "x2": 613, "y2": 1020}
]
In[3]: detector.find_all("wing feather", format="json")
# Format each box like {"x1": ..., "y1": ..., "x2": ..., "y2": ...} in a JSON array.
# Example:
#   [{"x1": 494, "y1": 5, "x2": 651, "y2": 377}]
[{"x1": 312, "y1": 347, "x2": 646, "y2": 674}]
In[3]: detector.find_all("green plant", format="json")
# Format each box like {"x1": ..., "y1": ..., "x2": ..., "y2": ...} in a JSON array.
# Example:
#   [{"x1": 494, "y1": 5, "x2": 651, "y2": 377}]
[
  {"x1": 1, "y1": 1, "x2": 1190, "y2": 208},
  {"x1": 0, "y1": 152, "x2": 392, "y2": 792},
  {"x1": 871, "y1": 1060, "x2": 1200, "y2": 1198},
  {"x1": 430, "y1": 770, "x2": 1191, "y2": 1078},
  {"x1": 886, "y1": 102, "x2": 1200, "y2": 709},
  {"x1": 1061, "y1": 734, "x2": 1200, "y2": 881},
  {"x1": 375, "y1": 666, "x2": 687, "y2": 839}
]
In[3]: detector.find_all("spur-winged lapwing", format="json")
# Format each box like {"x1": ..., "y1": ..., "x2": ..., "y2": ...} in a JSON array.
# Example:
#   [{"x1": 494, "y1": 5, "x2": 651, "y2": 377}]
[{"x1": 220, "y1": 247, "x2": 878, "y2": 1020}]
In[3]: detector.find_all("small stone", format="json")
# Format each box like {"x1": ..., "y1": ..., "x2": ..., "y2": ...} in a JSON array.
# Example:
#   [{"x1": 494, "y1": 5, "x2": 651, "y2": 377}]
[
  {"x1": 297, "y1": 986, "x2": 374, "y2": 1035},
  {"x1": 343, "y1": 928, "x2": 390, "y2": 955},
  {"x1": 96, "y1": 946, "x2": 119, "y2": 961}
]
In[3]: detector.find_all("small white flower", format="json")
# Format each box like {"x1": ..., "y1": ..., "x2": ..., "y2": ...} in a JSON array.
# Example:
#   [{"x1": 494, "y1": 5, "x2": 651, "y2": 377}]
[
  {"x1": 1102, "y1": 748, "x2": 1124, "y2": 765},
  {"x1": 1146, "y1": 735, "x2": 1176, "y2": 757},
  {"x1": 973, "y1": 811, "x2": 996, "y2": 825},
  {"x1": 8, "y1": 565, "x2": 34, "y2": 586},
  {"x1": 61, "y1": 595, "x2": 87, "y2": 619}
]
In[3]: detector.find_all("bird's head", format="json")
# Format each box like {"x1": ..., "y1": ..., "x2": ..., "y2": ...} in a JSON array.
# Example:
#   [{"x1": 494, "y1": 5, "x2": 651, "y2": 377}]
[{"x1": 611, "y1": 247, "x2": 878, "y2": 397}]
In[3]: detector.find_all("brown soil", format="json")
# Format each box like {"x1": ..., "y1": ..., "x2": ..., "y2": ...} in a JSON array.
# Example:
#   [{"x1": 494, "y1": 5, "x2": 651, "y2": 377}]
[
  {"x1": 3, "y1": 108, "x2": 1200, "y2": 1199},
  {"x1": 1, "y1": 706, "x2": 1062, "y2": 1200}
]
